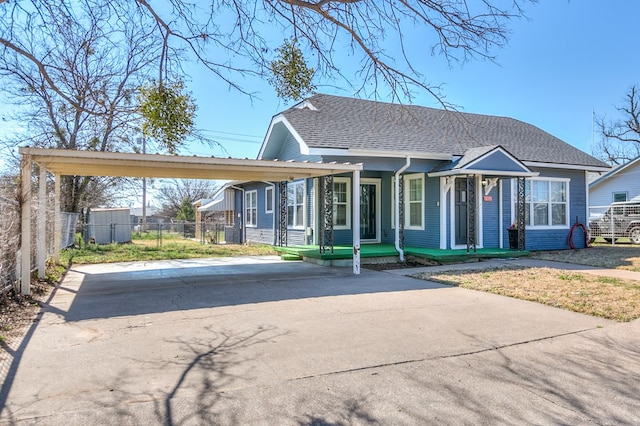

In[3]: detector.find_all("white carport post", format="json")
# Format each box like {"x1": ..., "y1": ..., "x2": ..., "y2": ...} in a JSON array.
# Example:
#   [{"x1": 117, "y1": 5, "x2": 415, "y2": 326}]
[
  {"x1": 353, "y1": 169, "x2": 361, "y2": 274},
  {"x1": 37, "y1": 166, "x2": 47, "y2": 279},
  {"x1": 53, "y1": 174, "x2": 61, "y2": 264},
  {"x1": 20, "y1": 155, "x2": 32, "y2": 295}
]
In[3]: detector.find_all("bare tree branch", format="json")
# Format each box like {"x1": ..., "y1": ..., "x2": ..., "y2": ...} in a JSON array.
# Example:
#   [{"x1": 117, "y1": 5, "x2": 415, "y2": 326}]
[
  {"x1": 2, "y1": 0, "x2": 534, "y2": 110},
  {"x1": 0, "y1": 2, "x2": 161, "y2": 211},
  {"x1": 156, "y1": 179, "x2": 220, "y2": 219},
  {"x1": 595, "y1": 85, "x2": 640, "y2": 165}
]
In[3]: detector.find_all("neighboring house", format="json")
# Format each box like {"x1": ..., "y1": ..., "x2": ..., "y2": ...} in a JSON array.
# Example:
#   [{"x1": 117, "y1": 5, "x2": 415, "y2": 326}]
[
  {"x1": 198, "y1": 188, "x2": 242, "y2": 243},
  {"x1": 589, "y1": 156, "x2": 640, "y2": 207},
  {"x1": 193, "y1": 198, "x2": 213, "y2": 239},
  {"x1": 230, "y1": 94, "x2": 609, "y2": 251},
  {"x1": 130, "y1": 205, "x2": 166, "y2": 228}
]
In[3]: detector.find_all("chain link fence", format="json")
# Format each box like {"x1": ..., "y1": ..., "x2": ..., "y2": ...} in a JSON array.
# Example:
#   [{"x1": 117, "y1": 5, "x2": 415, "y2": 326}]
[
  {"x1": 1, "y1": 184, "x2": 77, "y2": 293},
  {"x1": 1, "y1": 185, "x2": 232, "y2": 293},
  {"x1": 75, "y1": 220, "x2": 231, "y2": 248}
]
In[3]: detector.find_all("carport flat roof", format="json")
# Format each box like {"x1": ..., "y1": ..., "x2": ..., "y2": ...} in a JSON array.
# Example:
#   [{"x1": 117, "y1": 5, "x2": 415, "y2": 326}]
[
  {"x1": 19, "y1": 147, "x2": 365, "y2": 294},
  {"x1": 19, "y1": 147, "x2": 362, "y2": 181}
]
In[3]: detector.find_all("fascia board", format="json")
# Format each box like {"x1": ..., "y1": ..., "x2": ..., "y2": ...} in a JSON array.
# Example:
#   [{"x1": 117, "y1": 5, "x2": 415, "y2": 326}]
[
  {"x1": 428, "y1": 169, "x2": 539, "y2": 178},
  {"x1": 524, "y1": 161, "x2": 611, "y2": 172},
  {"x1": 463, "y1": 147, "x2": 531, "y2": 173}
]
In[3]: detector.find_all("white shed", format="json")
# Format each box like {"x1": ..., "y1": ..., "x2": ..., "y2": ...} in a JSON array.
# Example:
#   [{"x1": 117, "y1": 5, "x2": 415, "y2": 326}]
[{"x1": 88, "y1": 208, "x2": 131, "y2": 244}]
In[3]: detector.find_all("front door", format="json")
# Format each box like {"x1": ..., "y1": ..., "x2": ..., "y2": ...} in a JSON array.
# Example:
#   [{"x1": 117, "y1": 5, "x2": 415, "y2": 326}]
[
  {"x1": 360, "y1": 182, "x2": 378, "y2": 240},
  {"x1": 455, "y1": 178, "x2": 467, "y2": 246}
]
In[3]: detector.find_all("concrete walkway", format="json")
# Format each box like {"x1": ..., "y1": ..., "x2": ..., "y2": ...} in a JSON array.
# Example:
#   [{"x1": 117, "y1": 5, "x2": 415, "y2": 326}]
[{"x1": 1, "y1": 256, "x2": 638, "y2": 425}]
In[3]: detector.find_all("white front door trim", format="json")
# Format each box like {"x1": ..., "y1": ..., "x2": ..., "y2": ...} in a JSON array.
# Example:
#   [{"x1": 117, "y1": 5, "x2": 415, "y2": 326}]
[{"x1": 360, "y1": 178, "x2": 381, "y2": 243}]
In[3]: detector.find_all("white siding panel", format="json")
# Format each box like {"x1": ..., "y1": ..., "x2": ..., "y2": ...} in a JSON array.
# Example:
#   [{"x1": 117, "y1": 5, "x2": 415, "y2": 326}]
[{"x1": 590, "y1": 164, "x2": 640, "y2": 207}]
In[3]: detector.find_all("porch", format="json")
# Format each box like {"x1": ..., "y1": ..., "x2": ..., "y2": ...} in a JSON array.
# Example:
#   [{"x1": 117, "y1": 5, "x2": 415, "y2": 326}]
[{"x1": 274, "y1": 244, "x2": 529, "y2": 266}]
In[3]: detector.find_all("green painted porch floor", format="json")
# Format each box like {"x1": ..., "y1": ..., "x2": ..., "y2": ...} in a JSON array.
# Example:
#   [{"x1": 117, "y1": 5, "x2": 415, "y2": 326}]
[{"x1": 274, "y1": 244, "x2": 529, "y2": 264}]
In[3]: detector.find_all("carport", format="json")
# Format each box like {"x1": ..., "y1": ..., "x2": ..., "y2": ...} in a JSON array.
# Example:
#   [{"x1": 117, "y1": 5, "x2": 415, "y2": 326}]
[{"x1": 19, "y1": 147, "x2": 363, "y2": 295}]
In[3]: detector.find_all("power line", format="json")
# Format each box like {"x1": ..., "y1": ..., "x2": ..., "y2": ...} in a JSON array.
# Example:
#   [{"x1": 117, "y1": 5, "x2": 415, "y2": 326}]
[
  {"x1": 197, "y1": 129, "x2": 263, "y2": 146},
  {"x1": 199, "y1": 129, "x2": 263, "y2": 139},
  {"x1": 207, "y1": 136, "x2": 262, "y2": 145}
]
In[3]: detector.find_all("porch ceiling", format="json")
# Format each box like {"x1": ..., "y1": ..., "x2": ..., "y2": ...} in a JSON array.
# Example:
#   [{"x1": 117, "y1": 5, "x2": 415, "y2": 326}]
[{"x1": 19, "y1": 147, "x2": 362, "y2": 181}]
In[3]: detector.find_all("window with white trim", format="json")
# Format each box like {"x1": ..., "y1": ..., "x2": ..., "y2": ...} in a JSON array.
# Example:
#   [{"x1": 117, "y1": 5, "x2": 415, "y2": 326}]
[
  {"x1": 391, "y1": 174, "x2": 425, "y2": 230},
  {"x1": 406, "y1": 174, "x2": 425, "y2": 229},
  {"x1": 514, "y1": 178, "x2": 569, "y2": 228},
  {"x1": 333, "y1": 177, "x2": 351, "y2": 229},
  {"x1": 245, "y1": 190, "x2": 257, "y2": 227},
  {"x1": 265, "y1": 187, "x2": 274, "y2": 213},
  {"x1": 613, "y1": 192, "x2": 628, "y2": 203},
  {"x1": 287, "y1": 180, "x2": 305, "y2": 228}
]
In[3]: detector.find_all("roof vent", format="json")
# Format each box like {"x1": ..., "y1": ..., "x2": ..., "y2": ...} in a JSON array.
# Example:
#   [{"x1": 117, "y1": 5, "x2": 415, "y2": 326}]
[{"x1": 294, "y1": 100, "x2": 317, "y2": 111}]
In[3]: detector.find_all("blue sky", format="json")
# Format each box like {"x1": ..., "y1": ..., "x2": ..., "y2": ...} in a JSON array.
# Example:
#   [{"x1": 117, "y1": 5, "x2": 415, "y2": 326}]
[
  {"x1": 2, "y1": 1, "x2": 638, "y2": 207},
  {"x1": 181, "y1": 1, "x2": 640, "y2": 161}
]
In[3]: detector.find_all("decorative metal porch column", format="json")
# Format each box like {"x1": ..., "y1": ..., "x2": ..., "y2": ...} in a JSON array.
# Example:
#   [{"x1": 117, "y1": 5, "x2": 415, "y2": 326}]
[
  {"x1": 278, "y1": 181, "x2": 287, "y2": 246},
  {"x1": 516, "y1": 176, "x2": 526, "y2": 251},
  {"x1": 466, "y1": 175, "x2": 477, "y2": 253},
  {"x1": 319, "y1": 175, "x2": 334, "y2": 254}
]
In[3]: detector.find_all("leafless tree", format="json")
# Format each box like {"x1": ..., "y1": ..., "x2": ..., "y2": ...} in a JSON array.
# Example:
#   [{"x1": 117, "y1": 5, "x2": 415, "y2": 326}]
[
  {"x1": 0, "y1": 2, "x2": 161, "y2": 212},
  {"x1": 156, "y1": 179, "x2": 220, "y2": 219},
  {"x1": 595, "y1": 85, "x2": 640, "y2": 165}
]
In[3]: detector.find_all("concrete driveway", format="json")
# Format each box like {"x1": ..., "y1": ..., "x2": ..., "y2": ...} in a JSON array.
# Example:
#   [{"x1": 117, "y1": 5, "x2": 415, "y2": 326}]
[{"x1": 1, "y1": 256, "x2": 638, "y2": 425}]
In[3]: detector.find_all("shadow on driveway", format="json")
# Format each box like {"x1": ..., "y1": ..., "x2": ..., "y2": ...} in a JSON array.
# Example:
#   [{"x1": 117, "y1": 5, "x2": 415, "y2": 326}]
[
  {"x1": 2, "y1": 257, "x2": 637, "y2": 424},
  {"x1": 44, "y1": 257, "x2": 446, "y2": 322}
]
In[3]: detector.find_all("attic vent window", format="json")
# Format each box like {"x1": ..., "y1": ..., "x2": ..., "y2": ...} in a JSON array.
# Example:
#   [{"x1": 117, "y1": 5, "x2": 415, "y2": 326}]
[{"x1": 294, "y1": 100, "x2": 317, "y2": 111}]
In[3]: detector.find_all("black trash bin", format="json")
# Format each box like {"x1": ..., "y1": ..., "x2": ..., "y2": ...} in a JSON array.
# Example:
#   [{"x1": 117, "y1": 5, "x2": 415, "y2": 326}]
[{"x1": 508, "y1": 228, "x2": 518, "y2": 250}]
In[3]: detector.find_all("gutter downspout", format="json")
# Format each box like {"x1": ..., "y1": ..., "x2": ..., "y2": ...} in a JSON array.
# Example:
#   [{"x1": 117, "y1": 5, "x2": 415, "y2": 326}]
[
  {"x1": 231, "y1": 185, "x2": 246, "y2": 244},
  {"x1": 395, "y1": 157, "x2": 411, "y2": 261},
  {"x1": 262, "y1": 181, "x2": 277, "y2": 245}
]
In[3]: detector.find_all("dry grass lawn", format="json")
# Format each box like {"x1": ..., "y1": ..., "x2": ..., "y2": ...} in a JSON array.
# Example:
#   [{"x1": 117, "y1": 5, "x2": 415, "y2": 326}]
[
  {"x1": 531, "y1": 243, "x2": 640, "y2": 271},
  {"x1": 412, "y1": 266, "x2": 640, "y2": 322}
]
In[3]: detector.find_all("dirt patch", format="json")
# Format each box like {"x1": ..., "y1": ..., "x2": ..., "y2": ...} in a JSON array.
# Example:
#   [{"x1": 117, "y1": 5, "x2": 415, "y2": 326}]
[
  {"x1": 0, "y1": 279, "x2": 56, "y2": 365},
  {"x1": 412, "y1": 266, "x2": 640, "y2": 322},
  {"x1": 363, "y1": 259, "x2": 439, "y2": 271},
  {"x1": 364, "y1": 261, "x2": 422, "y2": 271}
]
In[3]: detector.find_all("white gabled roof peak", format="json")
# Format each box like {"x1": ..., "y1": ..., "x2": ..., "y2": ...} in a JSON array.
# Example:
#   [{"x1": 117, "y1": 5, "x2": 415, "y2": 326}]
[{"x1": 293, "y1": 99, "x2": 318, "y2": 111}]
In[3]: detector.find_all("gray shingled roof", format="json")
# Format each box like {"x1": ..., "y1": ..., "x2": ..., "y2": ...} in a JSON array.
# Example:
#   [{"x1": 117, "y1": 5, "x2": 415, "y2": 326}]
[{"x1": 281, "y1": 94, "x2": 607, "y2": 168}]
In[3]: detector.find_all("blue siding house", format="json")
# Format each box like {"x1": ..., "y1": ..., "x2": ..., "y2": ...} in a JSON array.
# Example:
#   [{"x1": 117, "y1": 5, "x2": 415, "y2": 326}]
[{"x1": 232, "y1": 94, "x2": 609, "y2": 253}]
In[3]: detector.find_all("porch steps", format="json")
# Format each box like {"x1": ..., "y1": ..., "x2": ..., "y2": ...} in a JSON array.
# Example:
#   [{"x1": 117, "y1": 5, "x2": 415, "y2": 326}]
[
  {"x1": 405, "y1": 247, "x2": 530, "y2": 264},
  {"x1": 274, "y1": 244, "x2": 529, "y2": 265},
  {"x1": 280, "y1": 253, "x2": 303, "y2": 261}
]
